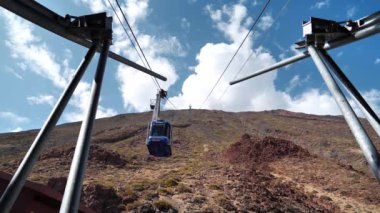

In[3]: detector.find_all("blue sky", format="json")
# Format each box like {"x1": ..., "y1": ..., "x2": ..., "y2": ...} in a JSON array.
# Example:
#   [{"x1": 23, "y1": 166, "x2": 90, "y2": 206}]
[{"x1": 0, "y1": 0, "x2": 379, "y2": 133}]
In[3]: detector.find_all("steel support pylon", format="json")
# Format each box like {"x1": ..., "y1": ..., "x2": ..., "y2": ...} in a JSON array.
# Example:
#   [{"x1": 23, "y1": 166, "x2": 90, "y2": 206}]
[
  {"x1": 0, "y1": 42, "x2": 99, "y2": 213},
  {"x1": 308, "y1": 45, "x2": 380, "y2": 182},
  {"x1": 318, "y1": 49, "x2": 380, "y2": 138},
  {"x1": 60, "y1": 39, "x2": 110, "y2": 213}
]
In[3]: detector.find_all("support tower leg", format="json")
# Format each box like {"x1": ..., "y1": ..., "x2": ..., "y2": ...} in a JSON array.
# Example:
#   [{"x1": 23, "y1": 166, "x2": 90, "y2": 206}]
[
  {"x1": 60, "y1": 39, "x2": 110, "y2": 213},
  {"x1": 318, "y1": 49, "x2": 380, "y2": 137},
  {"x1": 0, "y1": 42, "x2": 98, "y2": 213},
  {"x1": 308, "y1": 45, "x2": 380, "y2": 182}
]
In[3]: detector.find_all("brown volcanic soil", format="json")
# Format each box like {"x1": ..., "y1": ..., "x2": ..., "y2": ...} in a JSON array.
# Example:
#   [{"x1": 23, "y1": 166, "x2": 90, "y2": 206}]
[
  {"x1": 221, "y1": 134, "x2": 339, "y2": 212},
  {"x1": 39, "y1": 145, "x2": 127, "y2": 168},
  {"x1": 225, "y1": 134, "x2": 311, "y2": 166},
  {"x1": 1, "y1": 109, "x2": 380, "y2": 212}
]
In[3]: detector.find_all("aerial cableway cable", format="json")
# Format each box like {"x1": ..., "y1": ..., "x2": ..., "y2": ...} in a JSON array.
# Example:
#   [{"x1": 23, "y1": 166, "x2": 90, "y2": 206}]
[
  {"x1": 165, "y1": 97, "x2": 178, "y2": 110},
  {"x1": 114, "y1": 0, "x2": 163, "y2": 90},
  {"x1": 107, "y1": 0, "x2": 161, "y2": 90},
  {"x1": 106, "y1": 0, "x2": 148, "y2": 69},
  {"x1": 199, "y1": 0, "x2": 271, "y2": 109},
  {"x1": 108, "y1": 0, "x2": 178, "y2": 110},
  {"x1": 214, "y1": 0, "x2": 291, "y2": 106}
]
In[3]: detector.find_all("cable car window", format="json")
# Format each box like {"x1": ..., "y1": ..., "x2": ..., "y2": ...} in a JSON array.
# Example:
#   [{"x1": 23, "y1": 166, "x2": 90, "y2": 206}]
[
  {"x1": 166, "y1": 124, "x2": 171, "y2": 138},
  {"x1": 151, "y1": 124, "x2": 166, "y2": 136}
]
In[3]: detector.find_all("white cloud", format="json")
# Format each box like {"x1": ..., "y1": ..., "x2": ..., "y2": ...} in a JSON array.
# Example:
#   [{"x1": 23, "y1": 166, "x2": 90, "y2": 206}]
[
  {"x1": 346, "y1": 6, "x2": 357, "y2": 18},
  {"x1": 1, "y1": 10, "x2": 117, "y2": 123},
  {"x1": 4, "y1": 66, "x2": 23, "y2": 79},
  {"x1": 1, "y1": 10, "x2": 67, "y2": 88},
  {"x1": 286, "y1": 75, "x2": 310, "y2": 93},
  {"x1": 311, "y1": 0, "x2": 330, "y2": 10},
  {"x1": 116, "y1": 56, "x2": 178, "y2": 112},
  {"x1": 10, "y1": 127, "x2": 23, "y2": 133},
  {"x1": 170, "y1": 3, "x2": 278, "y2": 110},
  {"x1": 375, "y1": 58, "x2": 380, "y2": 64},
  {"x1": 76, "y1": 0, "x2": 182, "y2": 112},
  {"x1": 168, "y1": 2, "x2": 371, "y2": 117},
  {"x1": 349, "y1": 89, "x2": 380, "y2": 117},
  {"x1": 64, "y1": 82, "x2": 118, "y2": 122},
  {"x1": 148, "y1": 36, "x2": 187, "y2": 57},
  {"x1": 362, "y1": 89, "x2": 380, "y2": 113},
  {"x1": 258, "y1": 14, "x2": 274, "y2": 31},
  {"x1": 181, "y1": 17, "x2": 191, "y2": 31},
  {"x1": 64, "y1": 107, "x2": 117, "y2": 123},
  {"x1": 205, "y1": 3, "x2": 250, "y2": 42},
  {"x1": 77, "y1": 0, "x2": 149, "y2": 27},
  {"x1": 17, "y1": 62, "x2": 27, "y2": 71},
  {"x1": 123, "y1": 0, "x2": 149, "y2": 26},
  {"x1": 0, "y1": 111, "x2": 29, "y2": 125},
  {"x1": 74, "y1": 0, "x2": 107, "y2": 13},
  {"x1": 287, "y1": 89, "x2": 340, "y2": 115},
  {"x1": 27, "y1": 95, "x2": 55, "y2": 106}
]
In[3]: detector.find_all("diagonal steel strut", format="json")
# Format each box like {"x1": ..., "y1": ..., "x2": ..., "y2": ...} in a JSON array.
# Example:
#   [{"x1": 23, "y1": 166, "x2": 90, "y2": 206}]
[
  {"x1": 229, "y1": 11, "x2": 380, "y2": 182},
  {"x1": 0, "y1": 41, "x2": 99, "y2": 213},
  {"x1": 308, "y1": 45, "x2": 380, "y2": 182}
]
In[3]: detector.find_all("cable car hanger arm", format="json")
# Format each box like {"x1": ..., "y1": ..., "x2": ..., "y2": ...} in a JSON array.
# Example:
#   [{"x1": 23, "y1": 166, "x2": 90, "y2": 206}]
[
  {"x1": 230, "y1": 11, "x2": 380, "y2": 85},
  {"x1": 0, "y1": 0, "x2": 167, "y2": 81}
]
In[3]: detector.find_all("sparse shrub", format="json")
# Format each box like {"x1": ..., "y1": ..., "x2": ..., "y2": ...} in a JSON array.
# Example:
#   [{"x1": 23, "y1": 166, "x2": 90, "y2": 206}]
[
  {"x1": 158, "y1": 187, "x2": 174, "y2": 196},
  {"x1": 138, "y1": 203, "x2": 156, "y2": 213},
  {"x1": 133, "y1": 183, "x2": 145, "y2": 191},
  {"x1": 132, "y1": 180, "x2": 157, "y2": 191},
  {"x1": 125, "y1": 201, "x2": 142, "y2": 211},
  {"x1": 122, "y1": 188, "x2": 138, "y2": 204},
  {"x1": 345, "y1": 204, "x2": 352, "y2": 209},
  {"x1": 208, "y1": 184, "x2": 222, "y2": 190},
  {"x1": 191, "y1": 196, "x2": 206, "y2": 204},
  {"x1": 329, "y1": 149, "x2": 338, "y2": 158},
  {"x1": 320, "y1": 195, "x2": 333, "y2": 201},
  {"x1": 201, "y1": 206, "x2": 215, "y2": 213},
  {"x1": 217, "y1": 197, "x2": 236, "y2": 211},
  {"x1": 121, "y1": 187, "x2": 137, "y2": 196},
  {"x1": 160, "y1": 178, "x2": 179, "y2": 187},
  {"x1": 144, "y1": 191, "x2": 159, "y2": 200},
  {"x1": 154, "y1": 200, "x2": 175, "y2": 212},
  {"x1": 176, "y1": 183, "x2": 192, "y2": 193}
]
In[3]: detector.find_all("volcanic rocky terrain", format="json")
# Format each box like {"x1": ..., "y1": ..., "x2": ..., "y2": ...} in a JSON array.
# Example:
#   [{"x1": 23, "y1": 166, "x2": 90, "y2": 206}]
[{"x1": 0, "y1": 109, "x2": 379, "y2": 212}]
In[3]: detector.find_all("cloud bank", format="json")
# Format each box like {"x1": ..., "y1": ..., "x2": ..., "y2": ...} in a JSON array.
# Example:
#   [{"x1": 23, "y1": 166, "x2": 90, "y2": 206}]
[
  {"x1": 1, "y1": 10, "x2": 117, "y2": 123},
  {"x1": 168, "y1": 2, "x2": 379, "y2": 117},
  {"x1": 78, "y1": 0, "x2": 182, "y2": 112}
]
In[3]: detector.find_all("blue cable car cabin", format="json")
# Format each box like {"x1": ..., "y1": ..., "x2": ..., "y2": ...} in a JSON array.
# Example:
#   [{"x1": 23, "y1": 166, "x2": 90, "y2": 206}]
[{"x1": 146, "y1": 120, "x2": 172, "y2": 157}]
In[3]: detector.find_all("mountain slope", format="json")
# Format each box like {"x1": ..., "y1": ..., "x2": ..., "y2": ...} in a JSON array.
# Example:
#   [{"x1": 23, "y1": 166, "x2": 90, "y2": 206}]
[{"x1": 0, "y1": 109, "x2": 379, "y2": 212}]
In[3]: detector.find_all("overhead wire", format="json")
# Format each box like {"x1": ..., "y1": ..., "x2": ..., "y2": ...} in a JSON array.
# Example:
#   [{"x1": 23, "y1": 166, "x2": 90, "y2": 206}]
[
  {"x1": 109, "y1": 0, "x2": 178, "y2": 110},
  {"x1": 106, "y1": 0, "x2": 148, "y2": 69},
  {"x1": 213, "y1": 0, "x2": 291, "y2": 107},
  {"x1": 114, "y1": 0, "x2": 162, "y2": 90},
  {"x1": 108, "y1": 0, "x2": 161, "y2": 90},
  {"x1": 214, "y1": 51, "x2": 254, "y2": 105},
  {"x1": 199, "y1": 0, "x2": 271, "y2": 109},
  {"x1": 107, "y1": 0, "x2": 160, "y2": 89},
  {"x1": 164, "y1": 97, "x2": 177, "y2": 110}
]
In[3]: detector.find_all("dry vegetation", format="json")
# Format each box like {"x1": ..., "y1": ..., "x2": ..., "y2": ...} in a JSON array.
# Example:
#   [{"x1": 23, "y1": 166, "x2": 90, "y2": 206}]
[{"x1": 0, "y1": 109, "x2": 379, "y2": 212}]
